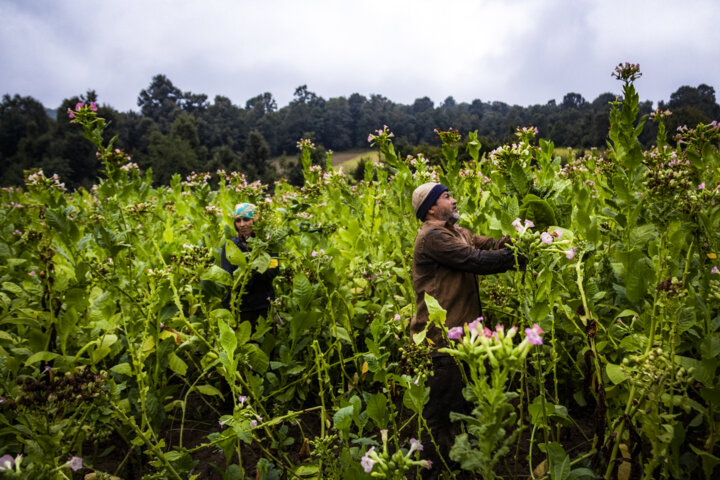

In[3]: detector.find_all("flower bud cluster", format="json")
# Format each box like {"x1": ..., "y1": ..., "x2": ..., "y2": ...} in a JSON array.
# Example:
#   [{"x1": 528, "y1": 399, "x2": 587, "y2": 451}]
[
  {"x1": 514, "y1": 125, "x2": 539, "y2": 144},
  {"x1": 404, "y1": 153, "x2": 428, "y2": 168},
  {"x1": 296, "y1": 138, "x2": 316, "y2": 151},
  {"x1": 67, "y1": 101, "x2": 98, "y2": 120},
  {"x1": 656, "y1": 276, "x2": 685, "y2": 298},
  {"x1": 367, "y1": 126, "x2": 395, "y2": 147},
  {"x1": 361, "y1": 430, "x2": 431, "y2": 477},
  {"x1": 119, "y1": 162, "x2": 140, "y2": 172},
  {"x1": 488, "y1": 142, "x2": 536, "y2": 174},
  {"x1": 650, "y1": 108, "x2": 672, "y2": 121},
  {"x1": 181, "y1": 171, "x2": 212, "y2": 187},
  {"x1": 441, "y1": 318, "x2": 543, "y2": 367},
  {"x1": 9, "y1": 369, "x2": 106, "y2": 410},
  {"x1": 204, "y1": 205, "x2": 222, "y2": 215},
  {"x1": 397, "y1": 342, "x2": 433, "y2": 381},
  {"x1": 24, "y1": 170, "x2": 67, "y2": 192},
  {"x1": 707, "y1": 277, "x2": 720, "y2": 303},
  {"x1": 641, "y1": 145, "x2": 710, "y2": 215},
  {"x1": 433, "y1": 127, "x2": 461, "y2": 144},
  {"x1": 171, "y1": 243, "x2": 213, "y2": 270},
  {"x1": 99, "y1": 148, "x2": 133, "y2": 168},
  {"x1": 125, "y1": 201, "x2": 154, "y2": 216},
  {"x1": 674, "y1": 121, "x2": 720, "y2": 150},
  {"x1": 558, "y1": 149, "x2": 614, "y2": 181},
  {"x1": 611, "y1": 62, "x2": 641, "y2": 83},
  {"x1": 459, "y1": 168, "x2": 491, "y2": 185},
  {"x1": 620, "y1": 348, "x2": 693, "y2": 403}
]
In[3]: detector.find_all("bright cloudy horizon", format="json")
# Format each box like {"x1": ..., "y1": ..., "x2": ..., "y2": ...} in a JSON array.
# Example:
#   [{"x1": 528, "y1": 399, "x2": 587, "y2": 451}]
[{"x1": 1, "y1": 0, "x2": 718, "y2": 113}]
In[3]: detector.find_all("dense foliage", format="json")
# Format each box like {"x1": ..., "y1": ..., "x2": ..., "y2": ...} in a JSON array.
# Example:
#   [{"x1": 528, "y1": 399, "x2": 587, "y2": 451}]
[
  {"x1": 2, "y1": 75, "x2": 719, "y2": 189},
  {"x1": 1, "y1": 64, "x2": 720, "y2": 479}
]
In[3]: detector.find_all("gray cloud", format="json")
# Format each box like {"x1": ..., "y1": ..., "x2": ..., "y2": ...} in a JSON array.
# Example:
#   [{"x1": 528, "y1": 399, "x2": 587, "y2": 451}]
[{"x1": 1, "y1": 0, "x2": 718, "y2": 111}]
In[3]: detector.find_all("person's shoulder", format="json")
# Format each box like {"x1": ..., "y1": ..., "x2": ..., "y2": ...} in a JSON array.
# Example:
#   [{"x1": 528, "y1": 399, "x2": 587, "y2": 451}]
[{"x1": 452, "y1": 224, "x2": 475, "y2": 237}]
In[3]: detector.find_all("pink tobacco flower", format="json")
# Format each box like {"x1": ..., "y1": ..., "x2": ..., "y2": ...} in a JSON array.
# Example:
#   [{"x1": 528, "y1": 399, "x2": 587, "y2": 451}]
[
  {"x1": 75, "y1": 102, "x2": 84, "y2": 110},
  {"x1": 89, "y1": 101, "x2": 98, "y2": 112},
  {"x1": 525, "y1": 323, "x2": 544, "y2": 345},
  {"x1": 409, "y1": 438, "x2": 424, "y2": 453},
  {"x1": 0, "y1": 455, "x2": 14, "y2": 471},
  {"x1": 699, "y1": 182, "x2": 706, "y2": 190},
  {"x1": 361, "y1": 446, "x2": 377, "y2": 473},
  {"x1": 67, "y1": 108, "x2": 75, "y2": 118},
  {"x1": 447, "y1": 326, "x2": 464, "y2": 340},
  {"x1": 68, "y1": 456, "x2": 83, "y2": 471},
  {"x1": 524, "y1": 219, "x2": 535, "y2": 228},
  {"x1": 512, "y1": 218, "x2": 523, "y2": 231},
  {"x1": 712, "y1": 266, "x2": 719, "y2": 275},
  {"x1": 540, "y1": 232, "x2": 553, "y2": 244},
  {"x1": 553, "y1": 229, "x2": 563, "y2": 239},
  {"x1": 238, "y1": 395, "x2": 247, "y2": 405},
  {"x1": 565, "y1": 247, "x2": 576, "y2": 260}
]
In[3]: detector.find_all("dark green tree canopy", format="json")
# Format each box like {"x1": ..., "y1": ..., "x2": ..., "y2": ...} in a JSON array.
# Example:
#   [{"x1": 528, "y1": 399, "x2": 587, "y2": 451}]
[{"x1": 3, "y1": 76, "x2": 719, "y2": 188}]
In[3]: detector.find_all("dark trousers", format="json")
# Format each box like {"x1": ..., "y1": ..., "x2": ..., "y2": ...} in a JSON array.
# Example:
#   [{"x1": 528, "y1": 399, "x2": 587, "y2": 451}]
[
  {"x1": 422, "y1": 355, "x2": 472, "y2": 479},
  {"x1": 239, "y1": 308, "x2": 267, "y2": 325}
]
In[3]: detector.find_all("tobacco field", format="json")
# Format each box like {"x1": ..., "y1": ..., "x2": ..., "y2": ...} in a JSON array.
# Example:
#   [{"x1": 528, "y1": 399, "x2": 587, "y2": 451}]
[{"x1": 1, "y1": 65, "x2": 720, "y2": 479}]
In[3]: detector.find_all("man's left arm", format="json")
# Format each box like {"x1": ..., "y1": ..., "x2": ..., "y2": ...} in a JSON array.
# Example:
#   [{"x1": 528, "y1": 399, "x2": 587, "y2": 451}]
[{"x1": 468, "y1": 230, "x2": 511, "y2": 250}]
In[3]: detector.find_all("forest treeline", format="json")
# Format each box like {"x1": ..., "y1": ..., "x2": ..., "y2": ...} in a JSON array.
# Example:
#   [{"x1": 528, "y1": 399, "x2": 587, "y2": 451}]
[{"x1": 1, "y1": 74, "x2": 719, "y2": 189}]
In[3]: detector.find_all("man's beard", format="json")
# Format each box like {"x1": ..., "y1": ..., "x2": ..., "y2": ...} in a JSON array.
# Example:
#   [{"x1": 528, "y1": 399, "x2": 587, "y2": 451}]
[{"x1": 441, "y1": 210, "x2": 459, "y2": 224}]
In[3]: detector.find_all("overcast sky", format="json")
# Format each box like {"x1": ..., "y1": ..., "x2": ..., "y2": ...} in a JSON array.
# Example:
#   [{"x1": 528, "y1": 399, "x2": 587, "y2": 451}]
[{"x1": 1, "y1": 0, "x2": 718, "y2": 112}]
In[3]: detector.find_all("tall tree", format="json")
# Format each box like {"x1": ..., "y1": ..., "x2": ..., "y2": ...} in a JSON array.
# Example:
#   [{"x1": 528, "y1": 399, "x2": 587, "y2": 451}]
[{"x1": 137, "y1": 74, "x2": 183, "y2": 131}]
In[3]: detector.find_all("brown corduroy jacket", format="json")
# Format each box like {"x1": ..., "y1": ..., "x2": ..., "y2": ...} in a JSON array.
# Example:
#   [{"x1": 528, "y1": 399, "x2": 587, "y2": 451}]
[{"x1": 410, "y1": 219, "x2": 516, "y2": 350}]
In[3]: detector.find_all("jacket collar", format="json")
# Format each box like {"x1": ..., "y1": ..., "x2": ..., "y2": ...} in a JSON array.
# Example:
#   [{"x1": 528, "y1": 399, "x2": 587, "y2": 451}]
[{"x1": 422, "y1": 219, "x2": 459, "y2": 233}]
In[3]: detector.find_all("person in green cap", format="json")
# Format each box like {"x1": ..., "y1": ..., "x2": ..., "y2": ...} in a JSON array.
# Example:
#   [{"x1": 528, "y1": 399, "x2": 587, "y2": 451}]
[{"x1": 220, "y1": 202, "x2": 279, "y2": 323}]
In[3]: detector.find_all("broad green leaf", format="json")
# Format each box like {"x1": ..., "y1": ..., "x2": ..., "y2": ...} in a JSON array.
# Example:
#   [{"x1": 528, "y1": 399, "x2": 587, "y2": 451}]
[
  {"x1": 606, "y1": 363, "x2": 628, "y2": 385},
  {"x1": 366, "y1": 392, "x2": 389, "y2": 429},
  {"x1": 332, "y1": 405, "x2": 354, "y2": 432},
  {"x1": 629, "y1": 223, "x2": 657, "y2": 245},
  {"x1": 235, "y1": 320, "x2": 252, "y2": 346},
  {"x1": 196, "y1": 384, "x2": 223, "y2": 397},
  {"x1": 168, "y1": 352, "x2": 188, "y2": 376},
  {"x1": 111, "y1": 362, "x2": 132, "y2": 376},
  {"x1": 89, "y1": 291, "x2": 116, "y2": 324},
  {"x1": 243, "y1": 344, "x2": 269, "y2": 374},
  {"x1": 2, "y1": 282, "x2": 24, "y2": 296},
  {"x1": 293, "y1": 273, "x2": 313, "y2": 309},
  {"x1": 25, "y1": 351, "x2": 60, "y2": 366},
  {"x1": 218, "y1": 319, "x2": 237, "y2": 360},
  {"x1": 521, "y1": 194, "x2": 557, "y2": 229},
  {"x1": 225, "y1": 240, "x2": 247, "y2": 269},
  {"x1": 92, "y1": 346, "x2": 112, "y2": 363},
  {"x1": 412, "y1": 329, "x2": 427, "y2": 345},
  {"x1": 424, "y1": 293, "x2": 447, "y2": 328},
  {"x1": 162, "y1": 221, "x2": 174, "y2": 243},
  {"x1": 98, "y1": 334, "x2": 118, "y2": 350},
  {"x1": 402, "y1": 382, "x2": 428, "y2": 414},
  {"x1": 252, "y1": 252, "x2": 271, "y2": 274},
  {"x1": 509, "y1": 162, "x2": 529, "y2": 197},
  {"x1": 201, "y1": 265, "x2": 232, "y2": 286}
]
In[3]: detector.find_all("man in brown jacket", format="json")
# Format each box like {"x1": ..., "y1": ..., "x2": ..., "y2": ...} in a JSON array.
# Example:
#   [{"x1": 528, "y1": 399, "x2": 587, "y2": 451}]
[{"x1": 410, "y1": 182, "x2": 519, "y2": 478}]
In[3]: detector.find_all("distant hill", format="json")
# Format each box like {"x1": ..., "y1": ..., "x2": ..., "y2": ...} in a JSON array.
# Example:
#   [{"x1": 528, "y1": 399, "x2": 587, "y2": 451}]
[{"x1": 45, "y1": 107, "x2": 57, "y2": 120}]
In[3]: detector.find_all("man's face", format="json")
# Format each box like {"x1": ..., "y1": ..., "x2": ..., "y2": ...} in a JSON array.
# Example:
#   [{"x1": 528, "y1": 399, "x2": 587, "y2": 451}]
[
  {"x1": 429, "y1": 191, "x2": 459, "y2": 224},
  {"x1": 234, "y1": 216, "x2": 254, "y2": 237}
]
